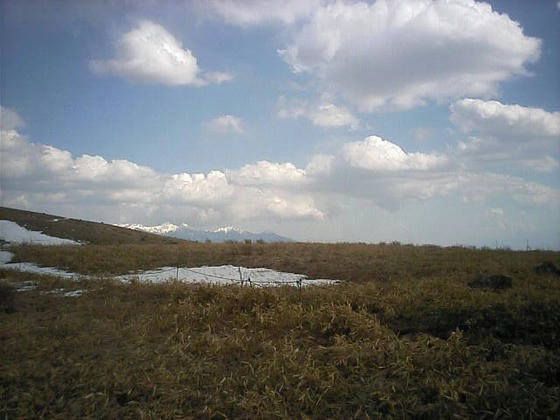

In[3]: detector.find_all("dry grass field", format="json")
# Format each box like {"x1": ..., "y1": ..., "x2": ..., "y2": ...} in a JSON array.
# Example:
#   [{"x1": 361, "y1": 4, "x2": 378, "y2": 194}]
[{"x1": 1, "y1": 208, "x2": 559, "y2": 418}]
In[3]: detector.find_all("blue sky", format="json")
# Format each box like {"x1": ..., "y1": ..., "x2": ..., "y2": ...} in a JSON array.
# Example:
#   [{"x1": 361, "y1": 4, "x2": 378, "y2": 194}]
[{"x1": 1, "y1": 0, "x2": 559, "y2": 249}]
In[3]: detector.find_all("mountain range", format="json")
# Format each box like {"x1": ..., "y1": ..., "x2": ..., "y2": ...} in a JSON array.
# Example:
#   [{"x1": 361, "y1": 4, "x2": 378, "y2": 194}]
[{"x1": 117, "y1": 223, "x2": 293, "y2": 243}]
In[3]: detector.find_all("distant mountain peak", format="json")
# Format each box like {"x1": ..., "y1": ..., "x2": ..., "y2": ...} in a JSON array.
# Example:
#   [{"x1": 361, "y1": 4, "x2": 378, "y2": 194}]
[
  {"x1": 118, "y1": 222, "x2": 178, "y2": 234},
  {"x1": 213, "y1": 226, "x2": 242, "y2": 234},
  {"x1": 118, "y1": 221, "x2": 292, "y2": 243}
]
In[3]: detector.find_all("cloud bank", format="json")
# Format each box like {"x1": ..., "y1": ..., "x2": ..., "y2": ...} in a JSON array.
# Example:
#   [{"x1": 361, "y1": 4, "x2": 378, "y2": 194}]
[{"x1": 2, "y1": 106, "x2": 557, "y2": 233}]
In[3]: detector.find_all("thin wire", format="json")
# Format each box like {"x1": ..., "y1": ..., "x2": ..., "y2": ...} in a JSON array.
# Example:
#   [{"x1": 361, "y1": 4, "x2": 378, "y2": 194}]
[{"x1": 181, "y1": 267, "x2": 241, "y2": 282}]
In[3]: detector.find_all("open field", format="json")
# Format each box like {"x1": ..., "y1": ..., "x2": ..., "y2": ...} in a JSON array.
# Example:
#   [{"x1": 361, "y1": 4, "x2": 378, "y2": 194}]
[
  {"x1": 2, "y1": 245, "x2": 560, "y2": 418},
  {"x1": 1, "y1": 209, "x2": 560, "y2": 418}
]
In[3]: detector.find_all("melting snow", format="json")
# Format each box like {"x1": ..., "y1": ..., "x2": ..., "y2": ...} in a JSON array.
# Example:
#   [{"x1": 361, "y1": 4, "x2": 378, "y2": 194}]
[
  {"x1": 0, "y1": 251, "x2": 79, "y2": 279},
  {"x1": 0, "y1": 250, "x2": 338, "y2": 287},
  {"x1": 116, "y1": 265, "x2": 338, "y2": 287},
  {"x1": 40, "y1": 288, "x2": 88, "y2": 297},
  {"x1": 0, "y1": 220, "x2": 338, "y2": 292},
  {"x1": 0, "y1": 220, "x2": 81, "y2": 245}
]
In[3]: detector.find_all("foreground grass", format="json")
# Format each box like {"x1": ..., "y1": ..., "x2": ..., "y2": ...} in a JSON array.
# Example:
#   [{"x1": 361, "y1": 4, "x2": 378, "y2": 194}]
[{"x1": 1, "y1": 255, "x2": 559, "y2": 418}]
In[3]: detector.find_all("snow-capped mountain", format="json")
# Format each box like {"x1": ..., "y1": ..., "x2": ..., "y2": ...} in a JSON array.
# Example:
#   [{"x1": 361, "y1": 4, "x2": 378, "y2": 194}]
[
  {"x1": 119, "y1": 222, "x2": 180, "y2": 235},
  {"x1": 118, "y1": 223, "x2": 292, "y2": 243}
]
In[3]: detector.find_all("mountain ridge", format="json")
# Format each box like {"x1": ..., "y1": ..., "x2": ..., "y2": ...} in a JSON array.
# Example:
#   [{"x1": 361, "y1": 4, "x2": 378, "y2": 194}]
[{"x1": 118, "y1": 222, "x2": 293, "y2": 243}]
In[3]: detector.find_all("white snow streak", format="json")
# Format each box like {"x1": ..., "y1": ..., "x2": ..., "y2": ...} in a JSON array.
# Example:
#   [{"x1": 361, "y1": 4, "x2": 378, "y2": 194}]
[{"x1": 0, "y1": 220, "x2": 81, "y2": 245}]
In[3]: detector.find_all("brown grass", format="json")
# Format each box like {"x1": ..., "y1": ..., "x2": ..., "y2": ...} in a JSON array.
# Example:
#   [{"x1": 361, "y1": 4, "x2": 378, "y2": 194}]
[
  {"x1": 1, "y1": 244, "x2": 560, "y2": 418},
  {"x1": 1, "y1": 208, "x2": 559, "y2": 417},
  {"x1": 9, "y1": 240, "x2": 560, "y2": 280}
]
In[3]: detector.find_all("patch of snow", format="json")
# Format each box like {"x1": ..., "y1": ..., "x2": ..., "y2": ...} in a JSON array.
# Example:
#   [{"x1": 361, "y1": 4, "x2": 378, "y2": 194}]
[
  {"x1": 15, "y1": 281, "x2": 37, "y2": 292},
  {"x1": 0, "y1": 250, "x2": 339, "y2": 287},
  {"x1": 117, "y1": 265, "x2": 339, "y2": 287},
  {"x1": 63, "y1": 289, "x2": 87, "y2": 297},
  {"x1": 40, "y1": 288, "x2": 87, "y2": 297},
  {"x1": 0, "y1": 250, "x2": 13, "y2": 264},
  {"x1": 0, "y1": 220, "x2": 81, "y2": 245},
  {"x1": 0, "y1": 251, "x2": 80, "y2": 279}
]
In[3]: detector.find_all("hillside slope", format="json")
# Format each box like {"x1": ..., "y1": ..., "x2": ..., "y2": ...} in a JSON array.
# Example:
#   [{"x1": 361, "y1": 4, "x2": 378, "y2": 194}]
[{"x1": 0, "y1": 207, "x2": 182, "y2": 245}]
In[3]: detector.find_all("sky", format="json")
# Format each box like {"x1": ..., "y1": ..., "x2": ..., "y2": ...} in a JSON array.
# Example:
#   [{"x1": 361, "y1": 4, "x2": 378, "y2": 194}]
[{"x1": 1, "y1": 0, "x2": 559, "y2": 249}]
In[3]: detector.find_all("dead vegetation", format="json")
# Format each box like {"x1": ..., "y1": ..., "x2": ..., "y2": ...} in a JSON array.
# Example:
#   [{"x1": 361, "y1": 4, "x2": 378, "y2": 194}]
[
  {"x1": 1, "y1": 208, "x2": 559, "y2": 417},
  {"x1": 1, "y1": 243, "x2": 560, "y2": 418}
]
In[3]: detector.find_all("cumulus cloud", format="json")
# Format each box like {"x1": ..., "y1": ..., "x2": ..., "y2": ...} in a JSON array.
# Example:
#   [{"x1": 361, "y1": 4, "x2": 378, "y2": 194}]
[
  {"x1": 0, "y1": 115, "x2": 322, "y2": 224},
  {"x1": 162, "y1": 171, "x2": 235, "y2": 204},
  {"x1": 279, "y1": 0, "x2": 541, "y2": 111},
  {"x1": 90, "y1": 20, "x2": 231, "y2": 86},
  {"x1": 205, "y1": 114, "x2": 244, "y2": 134},
  {"x1": 198, "y1": 0, "x2": 323, "y2": 26},
  {"x1": 450, "y1": 98, "x2": 560, "y2": 138},
  {"x1": 1, "y1": 106, "x2": 25, "y2": 130},
  {"x1": 229, "y1": 161, "x2": 307, "y2": 187},
  {"x1": 450, "y1": 99, "x2": 560, "y2": 173},
  {"x1": 277, "y1": 96, "x2": 358, "y2": 129},
  {"x1": 343, "y1": 135, "x2": 447, "y2": 171},
  {"x1": 2, "y1": 107, "x2": 557, "y2": 236}
]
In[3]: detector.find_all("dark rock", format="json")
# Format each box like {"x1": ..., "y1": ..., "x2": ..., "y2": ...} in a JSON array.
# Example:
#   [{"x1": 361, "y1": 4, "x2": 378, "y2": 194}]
[
  {"x1": 534, "y1": 261, "x2": 560, "y2": 276},
  {"x1": 469, "y1": 274, "x2": 512, "y2": 290}
]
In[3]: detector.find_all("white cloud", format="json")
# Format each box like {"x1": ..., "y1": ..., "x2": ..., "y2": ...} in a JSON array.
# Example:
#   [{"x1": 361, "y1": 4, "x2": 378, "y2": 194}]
[
  {"x1": 264, "y1": 196, "x2": 324, "y2": 220},
  {"x1": 305, "y1": 154, "x2": 335, "y2": 176},
  {"x1": 450, "y1": 98, "x2": 560, "y2": 137},
  {"x1": 450, "y1": 99, "x2": 560, "y2": 173},
  {"x1": 0, "y1": 120, "x2": 322, "y2": 224},
  {"x1": 312, "y1": 104, "x2": 359, "y2": 128},
  {"x1": 90, "y1": 20, "x2": 231, "y2": 86},
  {"x1": 198, "y1": 0, "x2": 323, "y2": 26},
  {"x1": 1, "y1": 106, "x2": 25, "y2": 130},
  {"x1": 277, "y1": 96, "x2": 358, "y2": 128},
  {"x1": 230, "y1": 161, "x2": 306, "y2": 186},
  {"x1": 520, "y1": 156, "x2": 559, "y2": 173},
  {"x1": 343, "y1": 135, "x2": 447, "y2": 171},
  {"x1": 203, "y1": 71, "x2": 234, "y2": 84},
  {"x1": 457, "y1": 172, "x2": 560, "y2": 205},
  {"x1": 279, "y1": 0, "x2": 541, "y2": 111},
  {"x1": 2, "y1": 107, "x2": 558, "y2": 242},
  {"x1": 205, "y1": 114, "x2": 244, "y2": 134},
  {"x1": 162, "y1": 171, "x2": 235, "y2": 204}
]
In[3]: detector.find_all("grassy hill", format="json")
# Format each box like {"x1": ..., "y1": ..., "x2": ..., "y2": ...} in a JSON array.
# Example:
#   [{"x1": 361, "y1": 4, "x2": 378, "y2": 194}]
[
  {"x1": 1, "y1": 207, "x2": 560, "y2": 418},
  {"x1": 0, "y1": 206, "x2": 182, "y2": 245}
]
